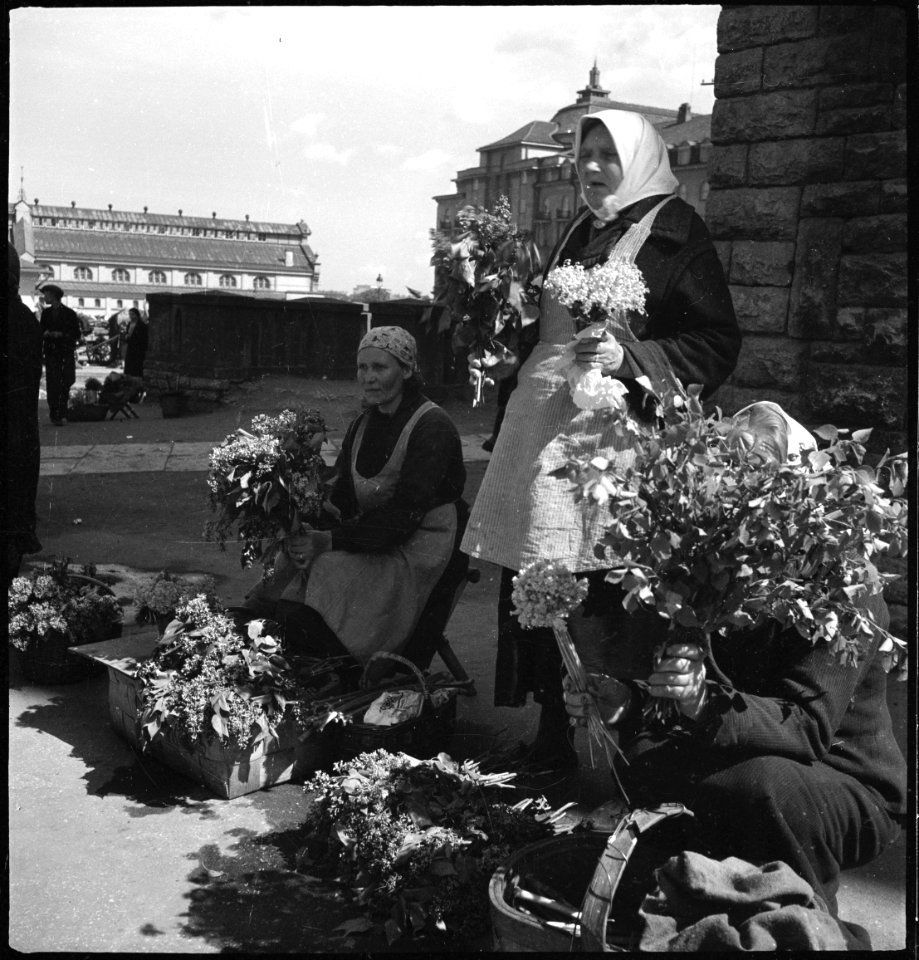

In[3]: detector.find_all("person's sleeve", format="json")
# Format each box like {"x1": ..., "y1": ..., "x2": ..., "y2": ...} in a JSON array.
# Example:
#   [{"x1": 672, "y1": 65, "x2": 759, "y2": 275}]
[
  {"x1": 65, "y1": 309, "x2": 82, "y2": 344},
  {"x1": 325, "y1": 421, "x2": 358, "y2": 520},
  {"x1": 691, "y1": 626, "x2": 883, "y2": 763},
  {"x1": 619, "y1": 246, "x2": 741, "y2": 398},
  {"x1": 330, "y1": 409, "x2": 464, "y2": 553}
]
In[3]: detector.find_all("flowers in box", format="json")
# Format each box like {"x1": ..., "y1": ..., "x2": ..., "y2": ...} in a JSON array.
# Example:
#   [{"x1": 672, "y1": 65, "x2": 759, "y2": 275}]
[
  {"x1": 298, "y1": 749, "x2": 568, "y2": 945},
  {"x1": 133, "y1": 569, "x2": 217, "y2": 627},
  {"x1": 544, "y1": 258, "x2": 649, "y2": 412},
  {"x1": 135, "y1": 594, "x2": 346, "y2": 749},
  {"x1": 430, "y1": 196, "x2": 542, "y2": 405},
  {"x1": 204, "y1": 407, "x2": 329, "y2": 569}
]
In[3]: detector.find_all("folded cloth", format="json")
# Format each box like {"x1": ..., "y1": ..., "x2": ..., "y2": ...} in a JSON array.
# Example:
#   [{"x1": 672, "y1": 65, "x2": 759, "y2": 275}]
[{"x1": 637, "y1": 852, "x2": 870, "y2": 952}]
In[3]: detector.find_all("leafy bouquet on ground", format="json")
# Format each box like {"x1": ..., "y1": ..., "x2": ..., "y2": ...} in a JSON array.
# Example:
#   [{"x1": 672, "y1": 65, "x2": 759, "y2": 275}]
[
  {"x1": 9, "y1": 557, "x2": 123, "y2": 652},
  {"x1": 204, "y1": 407, "x2": 329, "y2": 569},
  {"x1": 430, "y1": 196, "x2": 542, "y2": 405},
  {"x1": 135, "y1": 594, "x2": 348, "y2": 749},
  {"x1": 544, "y1": 258, "x2": 649, "y2": 412},
  {"x1": 133, "y1": 569, "x2": 217, "y2": 628},
  {"x1": 297, "y1": 749, "x2": 571, "y2": 946},
  {"x1": 560, "y1": 387, "x2": 909, "y2": 726}
]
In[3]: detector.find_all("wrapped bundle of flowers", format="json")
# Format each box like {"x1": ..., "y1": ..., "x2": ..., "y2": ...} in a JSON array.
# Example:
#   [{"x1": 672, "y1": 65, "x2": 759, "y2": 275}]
[
  {"x1": 135, "y1": 594, "x2": 348, "y2": 749},
  {"x1": 204, "y1": 407, "x2": 329, "y2": 568},
  {"x1": 561, "y1": 387, "x2": 909, "y2": 726},
  {"x1": 430, "y1": 196, "x2": 542, "y2": 406},
  {"x1": 511, "y1": 559, "x2": 627, "y2": 778},
  {"x1": 297, "y1": 749, "x2": 571, "y2": 945},
  {"x1": 133, "y1": 569, "x2": 217, "y2": 630},
  {"x1": 544, "y1": 258, "x2": 649, "y2": 412}
]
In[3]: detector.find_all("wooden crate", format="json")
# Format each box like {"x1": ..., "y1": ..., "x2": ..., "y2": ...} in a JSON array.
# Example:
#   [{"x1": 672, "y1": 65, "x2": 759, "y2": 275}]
[{"x1": 73, "y1": 628, "x2": 332, "y2": 799}]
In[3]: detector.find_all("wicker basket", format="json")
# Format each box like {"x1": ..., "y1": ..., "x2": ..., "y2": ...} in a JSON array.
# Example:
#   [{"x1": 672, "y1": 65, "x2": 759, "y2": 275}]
[
  {"x1": 15, "y1": 573, "x2": 122, "y2": 685},
  {"x1": 489, "y1": 804, "x2": 693, "y2": 952},
  {"x1": 335, "y1": 652, "x2": 458, "y2": 761}
]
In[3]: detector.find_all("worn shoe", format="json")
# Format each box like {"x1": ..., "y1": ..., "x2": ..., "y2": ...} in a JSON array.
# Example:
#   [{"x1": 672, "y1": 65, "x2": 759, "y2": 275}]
[{"x1": 481, "y1": 435, "x2": 496, "y2": 452}]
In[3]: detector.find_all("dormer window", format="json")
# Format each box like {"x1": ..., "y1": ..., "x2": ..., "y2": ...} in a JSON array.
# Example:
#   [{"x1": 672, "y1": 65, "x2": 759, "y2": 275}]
[
  {"x1": 74, "y1": 267, "x2": 93, "y2": 280},
  {"x1": 219, "y1": 274, "x2": 238, "y2": 288},
  {"x1": 253, "y1": 275, "x2": 271, "y2": 290},
  {"x1": 112, "y1": 268, "x2": 130, "y2": 282},
  {"x1": 184, "y1": 272, "x2": 203, "y2": 286},
  {"x1": 148, "y1": 270, "x2": 167, "y2": 284}
]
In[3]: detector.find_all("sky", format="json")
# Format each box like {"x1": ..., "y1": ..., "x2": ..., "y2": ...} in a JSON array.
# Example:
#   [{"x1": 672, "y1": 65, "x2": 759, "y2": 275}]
[{"x1": 8, "y1": 5, "x2": 720, "y2": 296}]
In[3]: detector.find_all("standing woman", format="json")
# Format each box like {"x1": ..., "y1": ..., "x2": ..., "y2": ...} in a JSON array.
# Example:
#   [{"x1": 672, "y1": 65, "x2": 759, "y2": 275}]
[
  {"x1": 123, "y1": 307, "x2": 149, "y2": 378},
  {"x1": 461, "y1": 110, "x2": 741, "y2": 770}
]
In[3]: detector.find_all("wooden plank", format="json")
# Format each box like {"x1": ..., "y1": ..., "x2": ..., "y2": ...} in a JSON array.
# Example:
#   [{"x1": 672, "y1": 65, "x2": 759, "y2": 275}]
[{"x1": 69, "y1": 625, "x2": 159, "y2": 675}]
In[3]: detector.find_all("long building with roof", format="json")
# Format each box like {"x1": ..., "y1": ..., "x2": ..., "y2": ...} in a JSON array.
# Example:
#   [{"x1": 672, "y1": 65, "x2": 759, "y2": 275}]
[
  {"x1": 7, "y1": 191, "x2": 321, "y2": 317},
  {"x1": 434, "y1": 63, "x2": 712, "y2": 259}
]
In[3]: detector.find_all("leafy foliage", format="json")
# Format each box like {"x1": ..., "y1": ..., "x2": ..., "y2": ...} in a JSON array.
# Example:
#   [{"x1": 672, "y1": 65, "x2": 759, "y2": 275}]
[
  {"x1": 429, "y1": 196, "x2": 542, "y2": 404},
  {"x1": 204, "y1": 407, "x2": 330, "y2": 568},
  {"x1": 8, "y1": 558, "x2": 122, "y2": 651},
  {"x1": 561, "y1": 388, "x2": 909, "y2": 696},
  {"x1": 135, "y1": 595, "x2": 347, "y2": 748},
  {"x1": 133, "y1": 569, "x2": 217, "y2": 624},
  {"x1": 298, "y1": 750, "x2": 567, "y2": 944}
]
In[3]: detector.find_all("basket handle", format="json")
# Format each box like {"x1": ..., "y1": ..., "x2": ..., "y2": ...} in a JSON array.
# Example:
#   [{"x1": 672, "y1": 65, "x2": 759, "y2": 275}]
[
  {"x1": 65, "y1": 573, "x2": 117, "y2": 598},
  {"x1": 579, "y1": 802, "x2": 692, "y2": 952},
  {"x1": 362, "y1": 651, "x2": 429, "y2": 699}
]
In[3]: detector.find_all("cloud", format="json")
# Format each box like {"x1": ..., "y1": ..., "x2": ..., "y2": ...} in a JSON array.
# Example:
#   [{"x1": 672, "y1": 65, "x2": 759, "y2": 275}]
[
  {"x1": 290, "y1": 112, "x2": 324, "y2": 137},
  {"x1": 401, "y1": 149, "x2": 452, "y2": 171},
  {"x1": 302, "y1": 142, "x2": 353, "y2": 165},
  {"x1": 375, "y1": 143, "x2": 401, "y2": 156}
]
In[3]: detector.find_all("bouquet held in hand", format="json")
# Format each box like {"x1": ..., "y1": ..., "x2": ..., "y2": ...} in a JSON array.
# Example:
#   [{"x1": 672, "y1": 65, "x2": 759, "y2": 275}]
[{"x1": 204, "y1": 407, "x2": 329, "y2": 568}]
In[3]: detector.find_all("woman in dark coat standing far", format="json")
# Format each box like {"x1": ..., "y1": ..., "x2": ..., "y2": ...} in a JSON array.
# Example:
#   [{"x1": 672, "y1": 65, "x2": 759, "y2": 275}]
[
  {"x1": 461, "y1": 109, "x2": 741, "y2": 770},
  {"x1": 123, "y1": 307, "x2": 148, "y2": 378}
]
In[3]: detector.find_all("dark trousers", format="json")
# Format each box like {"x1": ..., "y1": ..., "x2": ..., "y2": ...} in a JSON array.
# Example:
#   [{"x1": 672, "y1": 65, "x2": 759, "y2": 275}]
[
  {"x1": 617, "y1": 744, "x2": 901, "y2": 908},
  {"x1": 44, "y1": 353, "x2": 76, "y2": 420}
]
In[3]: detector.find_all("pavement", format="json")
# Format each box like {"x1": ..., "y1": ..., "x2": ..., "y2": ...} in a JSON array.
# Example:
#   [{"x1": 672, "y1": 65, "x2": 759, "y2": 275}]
[{"x1": 9, "y1": 367, "x2": 912, "y2": 953}]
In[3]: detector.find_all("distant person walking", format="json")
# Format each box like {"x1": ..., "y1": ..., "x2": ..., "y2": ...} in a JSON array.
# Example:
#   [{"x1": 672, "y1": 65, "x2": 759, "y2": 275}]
[
  {"x1": 123, "y1": 307, "x2": 148, "y2": 378},
  {"x1": 38, "y1": 283, "x2": 81, "y2": 426},
  {"x1": 107, "y1": 312, "x2": 123, "y2": 365},
  {"x1": 4, "y1": 243, "x2": 43, "y2": 582}
]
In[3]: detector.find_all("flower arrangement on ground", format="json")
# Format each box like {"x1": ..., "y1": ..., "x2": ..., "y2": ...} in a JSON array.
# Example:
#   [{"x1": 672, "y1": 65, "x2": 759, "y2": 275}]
[
  {"x1": 67, "y1": 382, "x2": 108, "y2": 420},
  {"x1": 133, "y1": 569, "x2": 217, "y2": 629},
  {"x1": 135, "y1": 594, "x2": 347, "y2": 749},
  {"x1": 204, "y1": 407, "x2": 329, "y2": 569},
  {"x1": 9, "y1": 558, "x2": 123, "y2": 682},
  {"x1": 297, "y1": 749, "x2": 570, "y2": 945},
  {"x1": 544, "y1": 258, "x2": 649, "y2": 412},
  {"x1": 430, "y1": 196, "x2": 542, "y2": 405},
  {"x1": 560, "y1": 387, "x2": 909, "y2": 725}
]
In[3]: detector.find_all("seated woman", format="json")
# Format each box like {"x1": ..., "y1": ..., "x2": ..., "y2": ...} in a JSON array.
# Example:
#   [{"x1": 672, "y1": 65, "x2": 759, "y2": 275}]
[
  {"x1": 564, "y1": 402, "x2": 906, "y2": 919},
  {"x1": 243, "y1": 326, "x2": 466, "y2": 678}
]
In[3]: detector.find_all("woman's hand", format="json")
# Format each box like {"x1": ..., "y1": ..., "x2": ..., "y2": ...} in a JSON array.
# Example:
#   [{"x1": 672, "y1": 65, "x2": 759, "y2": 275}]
[
  {"x1": 285, "y1": 530, "x2": 333, "y2": 571},
  {"x1": 648, "y1": 642, "x2": 708, "y2": 720},
  {"x1": 573, "y1": 328, "x2": 624, "y2": 372},
  {"x1": 563, "y1": 672, "x2": 633, "y2": 727}
]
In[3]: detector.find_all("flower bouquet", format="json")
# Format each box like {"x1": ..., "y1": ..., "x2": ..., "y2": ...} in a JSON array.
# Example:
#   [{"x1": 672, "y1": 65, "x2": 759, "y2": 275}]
[
  {"x1": 67, "y1": 383, "x2": 107, "y2": 421},
  {"x1": 430, "y1": 196, "x2": 542, "y2": 405},
  {"x1": 133, "y1": 569, "x2": 217, "y2": 633},
  {"x1": 204, "y1": 407, "x2": 329, "y2": 569},
  {"x1": 297, "y1": 749, "x2": 571, "y2": 946},
  {"x1": 135, "y1": 594, "x2": 347, "y2": 750},
  {"x1": 543, "y1": 258, "x2": 649, "y2": 412},
  {"x1": 562, "y1": 387, "x2": 909, "y2": 726},
  {"x1": 9, "y1": 558, "x2": 123, "y2": 683}
]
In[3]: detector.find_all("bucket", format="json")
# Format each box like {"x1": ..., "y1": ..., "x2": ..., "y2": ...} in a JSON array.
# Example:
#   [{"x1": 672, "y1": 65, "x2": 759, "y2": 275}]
[{"x1": 159, "y1": 391, "x2": 187, "y2": 418}]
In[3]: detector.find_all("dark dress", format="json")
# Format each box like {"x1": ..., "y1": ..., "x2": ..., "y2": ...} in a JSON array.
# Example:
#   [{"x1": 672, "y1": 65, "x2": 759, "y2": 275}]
[
  {"x1": 123, "y1": 320, "x2": 148, "y2": 377},
  {"x1": 39, "y1": 302, "x2": 81, "y2": 422}
]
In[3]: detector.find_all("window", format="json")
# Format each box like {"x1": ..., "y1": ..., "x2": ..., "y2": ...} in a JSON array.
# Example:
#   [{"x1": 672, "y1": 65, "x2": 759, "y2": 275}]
[
  {"x1": 192, "y1": 228, "x2": 201, "y2": 236},
  {"x1": 77, "y1": 298, "x2": 84, "y2": 307},
  {"x1": 94, "y1": 299, "x2": 101, "y2": 307},
  {"x1": 257, "y1": 233, "x2": 267, "y2": 241},
  {"x1": 116, "y1": 300, "x2": 123, "y2": 308},
  {"x1": 184, "y1": 272, "x2": 203, "y2": 286},
  {"x1": 219, "y1": 274, "x2": 238, "y2": 288},
  {"x1": 132, "y1": 301, "x2": 139, "y2": 308},
  {"x1": 74, "y1": 266, "x2": 93, "y2": 280},
  {"x1": 112, "y1": 268, "x2": 130, "y2": 282},
  {"x1": 700, "y1": 181, "x2": 711, "y2": 201},
  {"x1": 253, "y1": 275, "x2": 271, "y2": 290},
  {"x1": 678, "y1": 183, "x2": 688, "y2": 200},
  {"x1": 148, "y1": 270, "x2": 167, "y2": 284}
]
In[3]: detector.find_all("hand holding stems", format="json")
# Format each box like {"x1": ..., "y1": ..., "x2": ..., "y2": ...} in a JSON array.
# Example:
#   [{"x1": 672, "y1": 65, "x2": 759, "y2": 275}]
[
  {"x1": 572, "y1": 324, "x2": 624, "y2": 372},
  {"x1": 647, "y1": 641, "x2": 708, "y2": 721},
  {"x1": 563, "y1": 672, "x2": 633, "y2": 727},
  {"x1": 285, "y1": 527, "x2": 333, "y2": 571}
]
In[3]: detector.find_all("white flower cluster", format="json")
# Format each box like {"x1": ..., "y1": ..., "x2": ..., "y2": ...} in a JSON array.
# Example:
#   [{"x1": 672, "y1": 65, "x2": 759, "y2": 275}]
[
  {"x1": 511, "y1": 559, "x2": 589, "y2": 629},
  {"x1": 545, "y1": 259, "x2": 648, "y2": 321}
]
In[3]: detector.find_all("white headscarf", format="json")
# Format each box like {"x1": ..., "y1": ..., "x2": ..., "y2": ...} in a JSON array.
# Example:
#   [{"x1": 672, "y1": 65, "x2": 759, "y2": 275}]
[{"x1": 573, "y1": 109, "x2": 679, "y2": 222}]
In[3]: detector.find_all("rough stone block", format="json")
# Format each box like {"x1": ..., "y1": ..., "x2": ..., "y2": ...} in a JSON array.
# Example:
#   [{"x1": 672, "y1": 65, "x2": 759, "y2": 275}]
[
  {"x1": 805, "y1": 363, "x2": 907, "y2": 429},
  {"x1": 864, "y1": 307, "x2": 908, "y2": 355},
  {"x1": 816, "y1": 104, "x2": 892, "y2": 136},
  {"x1": 842, "y1": 214, "x2": 907, "y2": 252},
  {"x1": 800, "y1": 181, "x2": 879, "y2": 218},
  {"x1": 712, "y1": 90, "x2": 817, "y2": 142},
  {"x1": 714, "y1": 48, "x2": 763, "y2": 98},
  {"x1": 833, "y1": 307, "x2": 866, "y2": 341},
  {"x1": 844, "y1": 131, "x2": 907, "y2": 181},
  {"x1": 706, "y1": 187, "x2": 802, "y2": 241},
  {"x1": 763, "y1": 35, "x2": 871, "y2": 91},
  {"x1": 867, "y1": 15, "x2": 908, "y2": 84},
  {"x1": 892, "y1": 84, "x2": 907, "y2": 129},
  {"x1": 837, "y1": 253, "x2": 908, "y2": 308},
  {"x1": 787, "y1": 218, "x2": 844, "y2": 339},
  {"x1": 817, "y1": 5, "x2": 876, "y2": 34},
  {"x1": 818, "y1": 83, "x2": 894, "y2": 110},
  {"x1": 710, "y1": 144, "x2": 748, "y2": 187},
  {"x1": 733, "y1": 336, "x2": 807, "y2": 390},
  {"x1": 712, "y1": 383, "x2": 807, "y2": 421},
  {"x1": 748, "y1": 138, "x2": 845, "y2": 185},
  {"x1": 728, "y1": 285, "x2": 789, "y2": 333},
  {"x1": 711, "y1": 240, "x2": 733, "y2": 275},
  {"x1": 878, "y1": 178, "x2": 907, "y2": 213},
  {"x1": 809, "y1": 340, "x2": 896, "y2": 367},
  {"x1": 718, "y1": 5, "x2": 817, "y2": 52},
  {"x1": 730, "y1": 241, "x2": 795, "y2": 286}
]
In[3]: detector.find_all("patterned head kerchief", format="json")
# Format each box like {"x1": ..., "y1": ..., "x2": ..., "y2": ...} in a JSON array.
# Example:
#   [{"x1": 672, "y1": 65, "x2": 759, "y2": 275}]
[{"x1": 358, "y1": 326, "x2": 419, "y2": 372}]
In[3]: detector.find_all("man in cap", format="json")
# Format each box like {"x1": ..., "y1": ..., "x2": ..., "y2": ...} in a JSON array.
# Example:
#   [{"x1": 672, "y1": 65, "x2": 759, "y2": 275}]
[{"x1": 38, "y1": 283, "x2": 81, "y2": 425}]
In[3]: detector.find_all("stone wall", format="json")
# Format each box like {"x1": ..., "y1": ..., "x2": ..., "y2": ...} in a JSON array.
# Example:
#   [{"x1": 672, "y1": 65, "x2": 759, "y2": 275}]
[{"x1": 707, "y1": 4, "x2": 908, "y2": 456}]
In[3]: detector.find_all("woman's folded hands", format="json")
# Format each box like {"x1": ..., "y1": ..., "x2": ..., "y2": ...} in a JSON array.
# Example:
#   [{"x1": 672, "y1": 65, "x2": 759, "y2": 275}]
[{"x1": 285, "y1": 528, "x2": 333, "y2": 570}]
